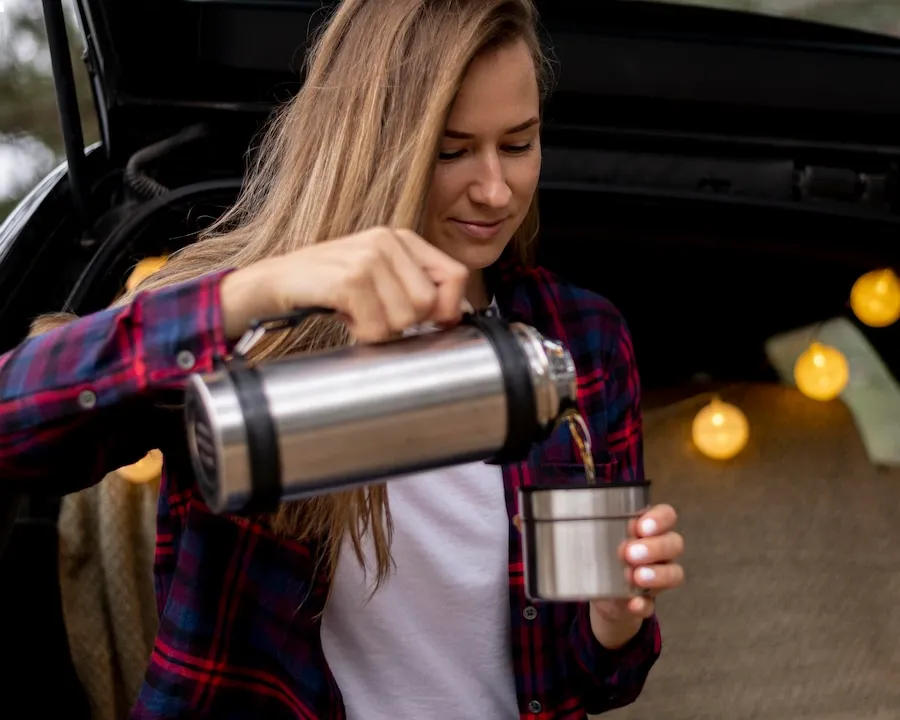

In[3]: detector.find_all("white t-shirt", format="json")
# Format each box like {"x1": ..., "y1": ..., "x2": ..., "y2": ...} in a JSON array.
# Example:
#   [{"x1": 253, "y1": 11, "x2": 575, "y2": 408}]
[{"x1": 318, "y1": 462, "x2": 520, "y2": 718}]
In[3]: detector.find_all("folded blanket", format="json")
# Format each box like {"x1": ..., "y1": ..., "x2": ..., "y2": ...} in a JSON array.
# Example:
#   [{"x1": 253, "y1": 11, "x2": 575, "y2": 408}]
[{"x1": 57, "y1": 469, "x2": 160, "y2": 720}]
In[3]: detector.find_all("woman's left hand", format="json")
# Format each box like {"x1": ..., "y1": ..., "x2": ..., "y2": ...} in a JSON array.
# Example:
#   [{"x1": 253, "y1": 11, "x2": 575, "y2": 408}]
[{"x1": 589, "y1": 503, "x2": 685, "y2": 649}]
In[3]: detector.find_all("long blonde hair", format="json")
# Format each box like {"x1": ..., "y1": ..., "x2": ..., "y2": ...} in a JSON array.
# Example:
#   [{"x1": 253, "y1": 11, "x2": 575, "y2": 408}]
[{"x1": 37, "y1": 0, "x2": 552, "y2": 587}]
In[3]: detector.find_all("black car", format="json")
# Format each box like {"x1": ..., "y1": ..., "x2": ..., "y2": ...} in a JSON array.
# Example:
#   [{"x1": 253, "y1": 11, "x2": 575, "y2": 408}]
[
  {"x1": 2, "y1": 0, "x2": 900, "y2": 716},
  {"x1": 4, "y1": 0, "x2": 900, "y2": 380}
]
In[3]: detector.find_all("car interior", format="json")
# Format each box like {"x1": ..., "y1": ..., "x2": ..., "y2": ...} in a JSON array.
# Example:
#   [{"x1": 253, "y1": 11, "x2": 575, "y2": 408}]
[{"x1": 1, "y1": 0, "x2": 899, "y2": 717}]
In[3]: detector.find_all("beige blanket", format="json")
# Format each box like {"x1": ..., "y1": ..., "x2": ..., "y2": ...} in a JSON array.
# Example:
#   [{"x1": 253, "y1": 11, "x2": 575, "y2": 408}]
[{"x1": 57, "y1": 471, "x2": 160, "y2": 720}]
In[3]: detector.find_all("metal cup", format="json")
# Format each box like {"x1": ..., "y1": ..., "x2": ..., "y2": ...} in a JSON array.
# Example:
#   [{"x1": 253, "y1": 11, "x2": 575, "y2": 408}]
[{"x1": 519, "y1": 481, "x2": 652, "y2": 602}]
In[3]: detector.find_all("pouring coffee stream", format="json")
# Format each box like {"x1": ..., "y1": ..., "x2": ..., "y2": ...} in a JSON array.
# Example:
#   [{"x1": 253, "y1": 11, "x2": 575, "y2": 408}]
[{"x1": 563, "y1": 409, "x2": 595, "y2": 484}]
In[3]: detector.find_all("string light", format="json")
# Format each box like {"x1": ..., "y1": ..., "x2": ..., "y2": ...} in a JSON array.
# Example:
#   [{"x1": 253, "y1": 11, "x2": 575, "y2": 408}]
[
  {"x1": 125, "y1": 256, "x2": 168, "y2": 293},
  {"x1": 110, "y1": 262, "x2": 895, "y2": 470},
  {"x1": 116, "y1": 449, "x2": 163, "y2": 484},
  {"x1": 793, "y1": 342, "x2": 849, "y2": 402},
  {"x1": 113, "y1": 260, "x2": 169, "y2": 484},
  {"x1": 692, "y1": 396, "x2": 749, "y2": 460},
  {"x1": 850, "y1": 268, "x2": 900, "y2": 328}
]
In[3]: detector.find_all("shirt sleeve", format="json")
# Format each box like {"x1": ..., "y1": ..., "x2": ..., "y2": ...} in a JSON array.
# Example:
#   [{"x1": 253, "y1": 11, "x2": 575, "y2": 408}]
[
  {"x1": 567, "y1": 313, "x2": 662, "y2": 713},
  {"x1": 0, "y1": 270, "x2": 234, "y2": 495},
  {"x1": 569, "y1": 606, "x2": 661, "y2": 713}
]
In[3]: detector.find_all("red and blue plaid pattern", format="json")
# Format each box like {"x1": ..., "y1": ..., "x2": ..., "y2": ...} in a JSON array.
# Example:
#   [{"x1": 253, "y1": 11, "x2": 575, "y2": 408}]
[{"x1": 0, "y1": 259, "x2": 660, "y2": 718}]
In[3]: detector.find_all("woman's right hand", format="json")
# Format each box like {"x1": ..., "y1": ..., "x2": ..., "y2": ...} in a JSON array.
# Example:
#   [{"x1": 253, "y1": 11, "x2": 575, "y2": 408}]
[{"x1": 220, "y1": 227, "x2": 470, "y2": 343}]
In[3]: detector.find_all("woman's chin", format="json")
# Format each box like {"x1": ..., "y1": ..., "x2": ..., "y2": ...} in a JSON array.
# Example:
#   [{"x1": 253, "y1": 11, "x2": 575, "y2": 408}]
[{"x1": 446, "y1": 236, "x2": 513, "y2": 272}]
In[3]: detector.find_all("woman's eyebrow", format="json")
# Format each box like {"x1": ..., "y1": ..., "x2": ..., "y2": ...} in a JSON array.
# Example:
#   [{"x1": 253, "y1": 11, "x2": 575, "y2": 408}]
[{"x1": 443, "y1": 116, "x2": 540, "y2": 139}]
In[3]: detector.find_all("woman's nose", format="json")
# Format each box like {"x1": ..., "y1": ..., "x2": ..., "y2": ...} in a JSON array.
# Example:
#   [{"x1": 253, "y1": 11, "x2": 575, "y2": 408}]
[{"x1": 469, "y1": 153, "x2": 512, "y2": 208}]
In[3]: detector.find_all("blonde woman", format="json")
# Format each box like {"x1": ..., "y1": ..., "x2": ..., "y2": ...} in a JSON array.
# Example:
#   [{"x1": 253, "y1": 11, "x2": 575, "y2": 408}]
[{"x1": 0, "y1": 1, "x2": 685, "y2": 717}]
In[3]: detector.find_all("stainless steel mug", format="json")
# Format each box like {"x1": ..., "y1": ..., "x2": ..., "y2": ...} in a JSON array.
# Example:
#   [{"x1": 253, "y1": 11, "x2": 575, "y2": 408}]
[
  {"x1": 185, "y1": 308, "x2": 579, "y2": 515},
  {"x1": 519, "y1": 481, "x2": 652, "y2": 601}
]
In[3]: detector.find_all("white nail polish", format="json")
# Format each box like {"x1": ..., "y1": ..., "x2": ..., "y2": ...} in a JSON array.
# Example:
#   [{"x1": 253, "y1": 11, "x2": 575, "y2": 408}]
[
  {"x1": 636, "y1": 567, "x2": 656, "y2": 583},
  {"x1": 640, "y1": 518, "x2": 657, "y2": 536},
  {"x1": 628, "y1": 543, "x2": 649, "y2": 562}
]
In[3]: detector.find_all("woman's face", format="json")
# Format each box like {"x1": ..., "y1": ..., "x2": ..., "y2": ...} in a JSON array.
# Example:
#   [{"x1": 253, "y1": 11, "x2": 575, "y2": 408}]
[{"x1": 422, "y1": 38, "x2": 541, "y2": 272}]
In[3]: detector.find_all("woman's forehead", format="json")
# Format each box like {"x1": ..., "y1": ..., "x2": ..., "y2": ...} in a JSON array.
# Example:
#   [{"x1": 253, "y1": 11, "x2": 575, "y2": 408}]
[{"x1": 444, "y1": 40, "x2": 540, "y2": 137}]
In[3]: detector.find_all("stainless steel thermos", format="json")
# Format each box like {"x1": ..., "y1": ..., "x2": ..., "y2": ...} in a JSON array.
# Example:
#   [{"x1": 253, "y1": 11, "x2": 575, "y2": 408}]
[{"x1": 184, "y1": 308, "x2": 579, "y2": 515}]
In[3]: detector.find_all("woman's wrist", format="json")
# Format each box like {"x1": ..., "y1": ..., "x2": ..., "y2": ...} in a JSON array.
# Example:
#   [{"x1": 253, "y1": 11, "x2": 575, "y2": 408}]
[
  {"x1": 589, "y1": 602, "x2": 644, "y2": 650},
  {"x1": 220, "y1": 260, "x2": 284, "y2": 340}
]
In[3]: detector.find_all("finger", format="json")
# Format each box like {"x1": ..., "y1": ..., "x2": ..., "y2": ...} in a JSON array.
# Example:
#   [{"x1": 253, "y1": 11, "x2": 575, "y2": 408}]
[
  {"x1": 634, "y1": 503, "x2": 678, "y2": 538},
  {"x1": 435, "y1": 297, "x2": 476, "y2": 330},
  {"x1": 311, "y1": 248, "x2": 390, "y2": 342},
  {"x1": 378, "y1": 230, "x2": 439, "y2": 324},
  {"x1": 394, "y1": 229, "x2": 469, "y2": 325},
  {"x1": 512, "y1": 514, "x2": 522, "y2": 533},
  {"x1": 342, "y1": 276, "x2": 391, "y2": 344},
  {"x1": 625, "y1": 595, "x2": 656, "y2": 618},
  {"x1": 372, "y1": 271, "x2": 417, "y2": 335},
  {"x1": 623, "y1": 532, "x2": 685, "y2": 565},
  {"x1": 367, "y1": 248, "x2": 421, "y2": 334},
  {"x1": 629, "y1": 562, "x2": 685, "y2": 592}
]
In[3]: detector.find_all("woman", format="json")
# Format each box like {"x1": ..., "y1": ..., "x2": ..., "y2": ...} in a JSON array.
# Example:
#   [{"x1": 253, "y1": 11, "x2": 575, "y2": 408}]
[{"x1": 0, "y1": 0, "x2": 685, "y2": 717}]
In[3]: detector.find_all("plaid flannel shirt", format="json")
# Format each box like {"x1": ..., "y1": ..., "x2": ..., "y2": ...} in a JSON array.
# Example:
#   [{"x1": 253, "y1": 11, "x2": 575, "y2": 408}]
[{"x1": 0, "y1": 256, "x2": 661, "y2": 719}]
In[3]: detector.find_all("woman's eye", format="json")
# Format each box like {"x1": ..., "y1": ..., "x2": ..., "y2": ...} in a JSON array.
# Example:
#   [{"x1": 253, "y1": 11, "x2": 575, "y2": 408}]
[
  {"x1": 438, "y1": 142, "x2": 533, "y2": 161},
  {"x1": 505, "y1": 143, "x2": 533, "y2": 154}
]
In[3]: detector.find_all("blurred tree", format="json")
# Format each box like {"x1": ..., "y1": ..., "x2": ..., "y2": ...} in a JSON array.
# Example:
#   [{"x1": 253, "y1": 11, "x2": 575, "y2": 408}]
[{"x1": 0, "y1": 0, "x2": 98, "y2": 221}]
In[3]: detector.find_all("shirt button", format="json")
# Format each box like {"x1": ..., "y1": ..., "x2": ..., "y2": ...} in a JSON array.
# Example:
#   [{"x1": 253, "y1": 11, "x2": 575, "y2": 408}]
[
  {"x1": 176, "y1": 350, "x2": 196, "y2": 370},
  {"x1": 528, "y1": 700, "x2": 542, "y2": 714},
  {"x1": 523, "y1": 606, "x2": 538, "y2": 620},
  {"x1": 78, "y1": 390, "x2": 97, "y2": 409}
]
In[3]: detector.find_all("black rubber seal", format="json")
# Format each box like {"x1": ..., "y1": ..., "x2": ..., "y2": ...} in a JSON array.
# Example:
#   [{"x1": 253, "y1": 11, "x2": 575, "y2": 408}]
[
  {"x1": 467, "y1": 313, "x2": 537, "y2": 465},
  {"x1": 227, "y1": 364, "x2": 282, "y2": 514}
]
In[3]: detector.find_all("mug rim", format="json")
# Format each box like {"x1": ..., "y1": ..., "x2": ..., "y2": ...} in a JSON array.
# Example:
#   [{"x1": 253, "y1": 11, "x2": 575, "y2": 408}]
[{"x1": 519, "y1": 479, "x2": 652, "y2": 493}]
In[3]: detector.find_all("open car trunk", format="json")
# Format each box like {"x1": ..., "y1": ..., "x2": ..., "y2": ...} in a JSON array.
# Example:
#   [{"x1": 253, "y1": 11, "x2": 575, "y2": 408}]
[{"x1": 3, "y1": 0, "x2": 900, "y2": 382}]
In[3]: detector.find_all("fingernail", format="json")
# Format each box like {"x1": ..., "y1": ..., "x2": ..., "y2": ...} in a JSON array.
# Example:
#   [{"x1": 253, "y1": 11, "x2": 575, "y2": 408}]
[
  {"x1": 636, "y1": 567, "x2": 656, "y2": 584},
  {"x1": 628, "y1": 543, "x2": 649, "y2": 562},
  {"x1": 640, "y1": 518, "x2": 657, "y2": 536}
]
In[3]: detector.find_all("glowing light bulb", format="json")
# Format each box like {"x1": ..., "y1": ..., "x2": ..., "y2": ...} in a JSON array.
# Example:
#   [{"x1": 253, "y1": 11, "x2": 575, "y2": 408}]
[
  {"x1": 692, "y1": 396, "x2": 749, "y2": 460},
  {"x1": 126, "y1": 256, "x2": 168, "y2": 293},
  {"x1": 850, "y1": 268, "x2": 900, "y2": 328},
  {"x1": 116, "y1": 449, "x2": 164, "y2": 484},
  {"x1": 793, "y1": 342, "x2": 849, "y2": 401}
]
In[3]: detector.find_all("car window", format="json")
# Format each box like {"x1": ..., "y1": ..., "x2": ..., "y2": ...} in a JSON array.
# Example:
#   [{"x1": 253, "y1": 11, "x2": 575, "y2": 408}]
[{"x1": 624, "y1": 0, "x2": 900, "y2": 40}]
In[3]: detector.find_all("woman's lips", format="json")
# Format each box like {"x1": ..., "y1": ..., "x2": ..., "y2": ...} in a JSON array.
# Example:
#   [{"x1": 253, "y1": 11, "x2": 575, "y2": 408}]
[{"x1": 450, "y1": 218, "x2": 506, "y2": 239}]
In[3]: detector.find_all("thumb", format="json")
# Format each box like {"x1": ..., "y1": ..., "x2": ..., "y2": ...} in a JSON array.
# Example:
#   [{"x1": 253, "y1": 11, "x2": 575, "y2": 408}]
[{"x1": 512, "y1": 514, "x2": 522, "y2": 533}]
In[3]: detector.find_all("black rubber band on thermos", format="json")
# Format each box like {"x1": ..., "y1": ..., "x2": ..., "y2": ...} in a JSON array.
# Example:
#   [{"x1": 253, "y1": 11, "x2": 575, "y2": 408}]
[
  {"x1": 227, "y1": 364, "x2": 282, "y2": 514},
  {"x1": 467, "y1": 313, "x2": 537, "y2": 464}
]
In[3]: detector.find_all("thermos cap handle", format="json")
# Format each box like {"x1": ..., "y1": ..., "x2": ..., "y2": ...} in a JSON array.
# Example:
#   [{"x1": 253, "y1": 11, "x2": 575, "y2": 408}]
[
  {"x1": 232, "y1": 306, "x2": 501, "y2": 361},
  {"x1": 232, "y1": 306, "x2": 336, "y2": 361}
]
